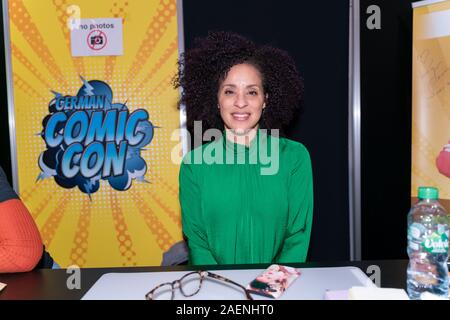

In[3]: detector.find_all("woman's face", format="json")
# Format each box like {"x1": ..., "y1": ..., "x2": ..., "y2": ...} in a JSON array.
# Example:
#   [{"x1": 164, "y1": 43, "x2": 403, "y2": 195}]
[{"x1": 218, "y1": 63, "x2": 265, "y2": 135}]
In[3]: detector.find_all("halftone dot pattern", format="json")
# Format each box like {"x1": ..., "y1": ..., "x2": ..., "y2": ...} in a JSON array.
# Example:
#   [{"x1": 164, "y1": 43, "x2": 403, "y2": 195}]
[
  {"x1": 144, "y1": 72, "x2": 174, "y2": 99},
  {"x1": 110, "y1": 0, "x2": 129, "y2": 20},
  {"x1": 19, "y1": 178, "x2": 50, "y2": 202},
  {"x1": 40, "y1": 191, "x2": 71, "y2": 248},
  {"x1": 130, "y1": 189, "x2": 174, "y2": 251},
  {"x1": 148, "y1": 171, "x2": 178, "y2": 198},
  {"x1": 13, "y1": 73, "x2": 46, "y2": 99},
  {"x1": 69, "y1": 198, "x2": 91, "y2": 267},
  {"x1": 124, "y1": 0, "x2": 176, "y2": 86},
  {"x1": 52, "y1": 0, "x2": 86, "y2": 76},
  {"x1": 130, "y1": 39, "x2": 178, "y2": 98},
  {"x1": 16, "y1": 94, "x2": 49, "y2": 208},
  {"x1": 11, "y1": 43, "x2": 52, "y2": 89},
  {"x1": 110, "y1": 192, "x2": 137, "y2": 266},
  {"x1": 144, "y1": 188, "x2": 181, "y2": 228},
  {"x1": 29, "y1": 191, "x2": 54, "y2": 220},
  {"x1": 104, "y1": 56, "x2": 116, "y2": 83},
  {"x1": 104, "y1": 1, "x2": 130, "y2": 83},
  {"x1": 10, "y1": 0, "x2": 67, "y2": 86}
]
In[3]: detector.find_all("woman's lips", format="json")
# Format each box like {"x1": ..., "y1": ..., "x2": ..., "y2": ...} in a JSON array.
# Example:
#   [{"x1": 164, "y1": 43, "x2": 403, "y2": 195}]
[{"x1": 231, "y1": 113, "x2": 250, "y2": 121}]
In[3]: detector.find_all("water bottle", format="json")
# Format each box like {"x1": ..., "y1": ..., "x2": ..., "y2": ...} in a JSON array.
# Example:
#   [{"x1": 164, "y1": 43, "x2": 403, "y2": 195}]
[{"x1": 407, "y1": 186, "x2": 449, "y2": 299}]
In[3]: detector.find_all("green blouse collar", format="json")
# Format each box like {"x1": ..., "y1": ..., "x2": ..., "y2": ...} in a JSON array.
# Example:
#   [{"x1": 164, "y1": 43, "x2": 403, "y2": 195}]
[{"x1": 222, "y1": 129, "x2": 268, "y2": 155}]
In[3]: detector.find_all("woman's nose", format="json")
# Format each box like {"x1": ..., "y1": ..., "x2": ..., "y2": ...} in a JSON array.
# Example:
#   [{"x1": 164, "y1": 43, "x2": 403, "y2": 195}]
[{"x1": 234, "y1": 92, "x2": 248, "y2": 108}]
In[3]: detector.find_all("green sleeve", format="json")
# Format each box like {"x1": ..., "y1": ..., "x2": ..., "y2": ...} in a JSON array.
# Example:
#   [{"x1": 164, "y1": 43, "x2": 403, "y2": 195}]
[
  {"x1": 179, "y1": 159, "x2": 217, "y2": 265},
  {"x1": 277, "y1": 145, "x2": 314, "y2": 263}
]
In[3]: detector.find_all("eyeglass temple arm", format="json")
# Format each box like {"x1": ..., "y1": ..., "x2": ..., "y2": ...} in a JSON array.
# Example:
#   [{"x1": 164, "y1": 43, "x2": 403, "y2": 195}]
[
  {"x1": 205, "y1": 271, "x2": 253, "y2": 299},
  {"x1": 145, "y1": 281, "x2": 175, "y2": 299}
]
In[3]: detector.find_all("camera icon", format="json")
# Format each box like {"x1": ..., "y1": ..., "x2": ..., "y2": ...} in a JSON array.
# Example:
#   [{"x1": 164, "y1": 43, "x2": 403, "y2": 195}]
[
  {"x1": 90, "y1": 35, "x2": 104, "y2": 46},
  {"x1": 87, "y1": 30, "x2": 107, "y2": 50}
]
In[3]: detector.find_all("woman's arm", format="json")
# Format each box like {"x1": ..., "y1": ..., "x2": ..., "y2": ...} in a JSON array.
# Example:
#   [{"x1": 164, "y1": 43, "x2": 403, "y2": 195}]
[
  {"x1": 0, "y1": 200, "x2": 44, "y2": 272},
  {"x1": 179, "y1": 159, "x2": 217, "y2": 265},
  {"x1": 0, "y1": 167, "x2": 43, "y2": 273},
  {"x1": 277, "y1": 144, "x2": 314, "y2": 263}
]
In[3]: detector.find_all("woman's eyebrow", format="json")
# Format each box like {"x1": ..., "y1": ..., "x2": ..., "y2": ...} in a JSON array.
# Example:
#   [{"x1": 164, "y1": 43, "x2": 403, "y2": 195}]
[{"x1": 221, "y1": 84, "x2": 261, "y2": 88}]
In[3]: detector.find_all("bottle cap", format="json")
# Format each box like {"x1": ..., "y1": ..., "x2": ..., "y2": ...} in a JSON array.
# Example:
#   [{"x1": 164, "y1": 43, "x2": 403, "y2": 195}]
[{"x1": 418, "y1": 186, "x2": 439, "y2": 200}]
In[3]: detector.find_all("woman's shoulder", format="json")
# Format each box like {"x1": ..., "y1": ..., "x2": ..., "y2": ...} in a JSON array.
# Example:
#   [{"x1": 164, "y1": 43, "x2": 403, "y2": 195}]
[
  {"x1": 276, "y1": 137, "x2": 312, "y2": 174},
  {"x1": 278, "y1": 136, "x2": 310, "y2": 159}
]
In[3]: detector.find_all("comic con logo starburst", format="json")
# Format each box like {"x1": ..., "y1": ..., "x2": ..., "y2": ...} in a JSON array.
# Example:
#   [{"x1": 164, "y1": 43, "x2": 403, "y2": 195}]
[{"x1": 38, "y1": 76, "x2": 155, "y2": 197}]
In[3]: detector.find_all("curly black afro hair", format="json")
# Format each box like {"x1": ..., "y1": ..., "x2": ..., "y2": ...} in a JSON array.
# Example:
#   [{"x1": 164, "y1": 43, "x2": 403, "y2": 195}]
[{"x1": 174, "y1": 31, "x2": 304, "y2": 134}]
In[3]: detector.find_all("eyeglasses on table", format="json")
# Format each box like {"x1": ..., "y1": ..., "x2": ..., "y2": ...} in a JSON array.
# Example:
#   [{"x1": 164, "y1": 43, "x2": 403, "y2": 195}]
[{"x1": 145, "y1": 270, "x2": 253, "y2": 300}]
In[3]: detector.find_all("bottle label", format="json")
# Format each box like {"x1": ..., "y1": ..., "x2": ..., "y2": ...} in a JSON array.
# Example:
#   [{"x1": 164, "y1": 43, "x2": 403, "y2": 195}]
[
  {"x1": 422, "y1": 231, "x2": 449, "y2": 254},
  {"x1": 408, "y1": 223, "x2": 425, "y2": 240},
  {"x1": 408, "y1": 223, "x2": 425, "y2": 252}
]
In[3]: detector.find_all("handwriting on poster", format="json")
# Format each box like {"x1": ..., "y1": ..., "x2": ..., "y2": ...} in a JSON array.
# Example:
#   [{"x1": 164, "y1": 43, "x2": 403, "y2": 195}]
[{"x1": 417, "y1": 49, "x2": 450, "y2": 100}]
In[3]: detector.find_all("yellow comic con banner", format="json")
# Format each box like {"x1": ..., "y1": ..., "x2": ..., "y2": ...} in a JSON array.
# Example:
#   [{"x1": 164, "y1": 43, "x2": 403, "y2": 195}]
[
  {"x1": 4, "y1": 0, "x2": 183, "y2": 267},
  {"x1": 412, "y1": 0, "x2": 450, "y2": 210}
]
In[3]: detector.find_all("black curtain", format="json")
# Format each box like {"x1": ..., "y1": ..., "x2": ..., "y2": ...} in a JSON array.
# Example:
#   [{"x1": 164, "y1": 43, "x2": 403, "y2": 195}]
[{"x1": 360, "y1": 0, "x2": 419, "y2": 259}]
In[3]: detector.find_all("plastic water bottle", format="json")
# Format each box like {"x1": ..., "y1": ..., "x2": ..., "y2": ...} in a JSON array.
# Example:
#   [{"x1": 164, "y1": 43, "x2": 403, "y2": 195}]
[{"x1": 407, "y1": 186, "x2": 449, "y2": 299}]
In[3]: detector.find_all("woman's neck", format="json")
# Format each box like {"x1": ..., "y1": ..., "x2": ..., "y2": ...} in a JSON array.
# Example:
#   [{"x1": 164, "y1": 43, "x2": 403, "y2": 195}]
[{"x1": 225, "y1": 127, "x2": 258, "y2": 146}]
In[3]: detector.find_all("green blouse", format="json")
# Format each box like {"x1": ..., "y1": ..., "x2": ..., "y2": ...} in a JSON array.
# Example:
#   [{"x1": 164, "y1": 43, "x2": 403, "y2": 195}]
[{"x1": 179, "y1": 130, "x2": 313, "y2": 265}]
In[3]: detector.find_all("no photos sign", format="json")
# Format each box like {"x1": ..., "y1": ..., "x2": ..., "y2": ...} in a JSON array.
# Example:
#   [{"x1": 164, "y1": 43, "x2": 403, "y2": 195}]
[{"x1": 71, "y1": 18, "x2": 123, "y2": 57}]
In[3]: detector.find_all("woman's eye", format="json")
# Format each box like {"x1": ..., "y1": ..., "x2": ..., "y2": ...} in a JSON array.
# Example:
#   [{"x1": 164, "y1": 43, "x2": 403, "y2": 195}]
[
  {"x1": 248, "y1": 91, "x2": 258, "y2": 96},
  {"x1": 224, "y1": 90, "x2": 234, "y2": 95}
]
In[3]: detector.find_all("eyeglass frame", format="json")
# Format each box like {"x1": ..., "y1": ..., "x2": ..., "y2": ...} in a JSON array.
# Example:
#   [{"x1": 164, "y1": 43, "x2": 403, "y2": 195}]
[{"x1": 145, "y1": 270, "x2": 254, "y2": 300}]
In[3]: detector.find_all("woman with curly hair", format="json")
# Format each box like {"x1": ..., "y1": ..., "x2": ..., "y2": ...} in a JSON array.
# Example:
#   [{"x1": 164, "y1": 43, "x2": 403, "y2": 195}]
[{"x1": 176, "y1": 31, "x2": 313, "y2": 265}]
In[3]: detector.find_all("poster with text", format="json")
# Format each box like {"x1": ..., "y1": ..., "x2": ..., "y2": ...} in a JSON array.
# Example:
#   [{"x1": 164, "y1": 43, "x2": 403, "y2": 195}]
[{"x1": 3, "y1": 0, "x2": 183, "y2": 267}]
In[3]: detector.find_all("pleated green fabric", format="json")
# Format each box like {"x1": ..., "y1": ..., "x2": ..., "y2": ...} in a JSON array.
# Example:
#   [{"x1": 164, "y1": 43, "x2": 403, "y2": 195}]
[{"x1": 179, "y1": 130, "x2": 313, "y2": 265}]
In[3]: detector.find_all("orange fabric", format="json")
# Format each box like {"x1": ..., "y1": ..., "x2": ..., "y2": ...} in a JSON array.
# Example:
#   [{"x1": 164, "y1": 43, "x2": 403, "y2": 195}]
[{"x1": 0, "y1": 199, "x2": 43, "y2": 273}]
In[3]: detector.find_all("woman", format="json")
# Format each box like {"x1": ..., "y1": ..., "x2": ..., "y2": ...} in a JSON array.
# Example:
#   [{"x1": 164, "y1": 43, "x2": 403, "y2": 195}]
[{"x1": 176, "y1": 31, "x2": 313, "y2": 265}]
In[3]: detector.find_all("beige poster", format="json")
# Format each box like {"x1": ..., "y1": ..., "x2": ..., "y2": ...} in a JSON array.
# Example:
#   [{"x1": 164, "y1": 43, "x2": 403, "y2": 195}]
[{"x1": 412, "y1": 0, "x2": 450, "y2": 210}]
